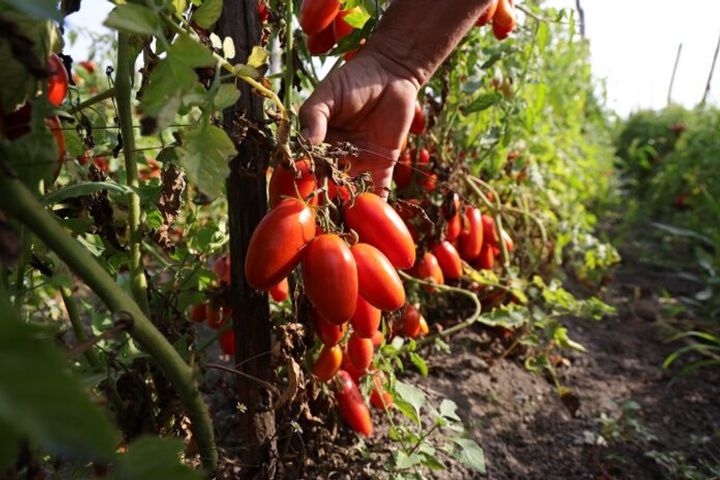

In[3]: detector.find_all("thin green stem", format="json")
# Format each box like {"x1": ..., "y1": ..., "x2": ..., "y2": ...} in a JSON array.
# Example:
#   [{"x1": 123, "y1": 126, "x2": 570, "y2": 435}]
[
  {"x1": 284, "y1": 0, "x2": 294, "y2": 113},
  {"x1": 68, "y1": 87, "x2": 117, "y2": 115},
  {"x1": 116, "y1": 33, "x2": 150, "y2": 316},
  {"x1": 13, "y1": 228, "x2": 30, "y2": 314},
  {"x1": 62, "y1": 286, "x2": 102, "y2": 370},
  {"x1": 0, "y1": 174, "x2": 217, "y2": 472}
]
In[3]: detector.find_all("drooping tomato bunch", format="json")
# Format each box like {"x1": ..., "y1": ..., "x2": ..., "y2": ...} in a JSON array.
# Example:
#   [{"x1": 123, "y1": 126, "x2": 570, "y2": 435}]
[
  {"x1": 299, "y1": 0, "x2": 362, "y2": 59},
  {"x1": 475, "y1": 0, "x2": 517, "y2": 40}
]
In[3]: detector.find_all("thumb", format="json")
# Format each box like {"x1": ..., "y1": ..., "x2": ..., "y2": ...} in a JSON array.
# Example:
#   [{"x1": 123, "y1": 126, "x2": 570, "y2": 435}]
[{"x1": 299, "y1": 89, "x2": 332, "y2": 145}]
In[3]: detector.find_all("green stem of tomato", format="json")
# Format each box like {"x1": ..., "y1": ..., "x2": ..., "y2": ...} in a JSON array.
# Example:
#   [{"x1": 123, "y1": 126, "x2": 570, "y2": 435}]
[
  {"x1": 284, "y1": 0, "x2": 294, "y2": 113},
  {"x1": 12, "y1": 227, "x2": 30, "y2": 315},
  {"x1": 0, "y1": 173, "x2": 218, "y2": 472},
  {"x1": 62, "y1": 285, "x2": 102, "y2": 370},
  {"x1": 116, "y1": 33, "x2": 150, "y2": 316},
  {"x1": 67, "y1": 87, "x2": 117, "y2": 115}
]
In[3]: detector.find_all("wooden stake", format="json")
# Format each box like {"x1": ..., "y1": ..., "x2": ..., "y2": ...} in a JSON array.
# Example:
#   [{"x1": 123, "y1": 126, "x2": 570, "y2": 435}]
[
  {"x1": 668, "y1": 43, "x2": 683, "y2": 106},
  {"x1": 701, "y1": 30, "x2": 720, "y2": 106}
]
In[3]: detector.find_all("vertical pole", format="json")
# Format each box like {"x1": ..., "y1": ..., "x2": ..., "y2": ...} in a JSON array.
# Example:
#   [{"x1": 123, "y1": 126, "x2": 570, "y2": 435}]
[
  {"x1": 216, "y1": 1, "x2": 277, "y2": 477},
  {"x1": 575, "y1": 0, "x2": 585, "y2": 38},
  {"x1": 667, "y1": 43, "x2": 683, "y2": 106},
  {"x1": 700, "y1": 30, "x2": 720, "y2": 107}
]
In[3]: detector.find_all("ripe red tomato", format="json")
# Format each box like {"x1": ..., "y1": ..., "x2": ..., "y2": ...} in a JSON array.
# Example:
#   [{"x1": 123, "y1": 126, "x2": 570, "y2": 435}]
[
  {"x1": 258, "y1": 0, "x2": 269, "y2": 22},
  {"x1": 313, "y1": 309, "x2": 347, "y2": 346},
  {"x1": 307, "y1": 24, "x2": 336, "y2": 56},
  {"x1": 48, "y1": 53, "x2": 68, "y2": 107},
  {"x1": 219, "y1": 330, "x2": 235, "y2": 355},
  {"x1": 350, "y1": 296, "x2": 381, "y2": 338},
  {"x1": 458, "y1": 207, "x2": 483, "y2": 260},
  {"x1": 190, "y1": 304, "x2": 207, "y2": 323},
  {"x1": 302, "y1": 234, "x2": 358, "y2": 324},
  {"x1": 409, "y1": 102, "x2": 426, "y2": 135},
  {"x1": 335, "y1": 370, "x2": 373, "y2": 436},
  {"x1": 446, "y1": 213, "x2": 462, "y2": 242},
  {"x1": 213, "y1": 255, "x2": 231, "y2": 285},
  {"x1": 492, "y1": 20, "x2": 514, "y2": 40},
  {"x1": 370, "y1": 373, "x2": 393, "y2": 409},
  {"x1": 412, "y1": 148, "x2": 431, "y2": 168},
  {"x1": 333, "y1": 9, "x2": 354, "y2": 43},
  {"x1": 410, "y1": 252, "x2": 444, "y2": 287},
  {"x1": 300, "y1": 0, "x2": 341, "y2": 35},
  {"x1": 344, "y1": 193, "x2": 416, "y2": 269},
  {"x1": 475, "y1": 243, "x2": 495, "y2": 270},
  {"x1": 494, "y1": 0, "x2": 515, "y2": 27},
  {"x1": 269, "y1": 277, "x2": 289, "y2": 302},
  {"x1": 313, "y1": 344, "x2": 343, "y2": 381},
  {"x1": 476, "y1": 0, "x2": 498, "y2": 26},
  {"x1": 341, "y1": 348, "x2": 367, "y2": 382},
  {"x1": 401, "y1": 305, "x2": 421, "y2": 338},
  {"x1": 268, "y1": 159, "x2": 318, "y2": 207},
  {"x1": 347, "y1": 332, "x2": 373, "y2": 370},
  {"x1": 393, "y1": 150, "x2": 413, "y2": 190},
  {"x1": 432, "y1": 241, "x2": 463, "y2": 280},
  {"x1": 326, "y1": 179, "x2": 352, "y2": 204},
  {"x1": 245, "y1": 198, "x2": 316, "y2": 289},
  {"x1": 370, "y1": 329, "x2": 384, "y2": 348},
  {"x1": 351, "y1": 243, "x2": 405, "y2": 311},
  {"x1": 422, "y1": 173, "x2": 438, "y2": 193},
  {"x1": 481, "y1": 214, "x2": 499, "y2": 246}
]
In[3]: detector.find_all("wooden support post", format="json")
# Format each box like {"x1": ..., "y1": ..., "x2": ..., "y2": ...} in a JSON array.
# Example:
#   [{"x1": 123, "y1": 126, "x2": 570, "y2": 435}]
[
  {"x1": 668, "y1": 43, "x2": 683, "y2": 106},
  {"x1": 216, "y1": 1, "x2": 277, "y2": 477},
  {"x1": 700, "y1": 30, "x2": 720, "y2": 107}
]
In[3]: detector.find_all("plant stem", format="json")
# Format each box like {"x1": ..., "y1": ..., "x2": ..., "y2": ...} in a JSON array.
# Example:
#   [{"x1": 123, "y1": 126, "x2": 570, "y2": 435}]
[
  {"x1": 68, "y1": 87, "x2": 117, "y2": 115},
  {"x1": 62, "y1": 285, "x2": 102, "y2": 370},
  {"x1": 284, "y1": 0, "x2": 294, "y2": 113},
  {"x1": 0, "y1": 174, "x2": 218, "y2": 472},
  {"x1": 116, "y1": 33, "x2": 150, "y2": 316},
  {"x1": 13, "y1": 227, "x2": 30, "y2": 314}
]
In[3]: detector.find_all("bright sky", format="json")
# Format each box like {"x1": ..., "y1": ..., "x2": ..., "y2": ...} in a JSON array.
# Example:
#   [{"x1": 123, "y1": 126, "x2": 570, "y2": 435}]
[{"x1": 65, "y1": 1, "x2": 720, "y2": 117}]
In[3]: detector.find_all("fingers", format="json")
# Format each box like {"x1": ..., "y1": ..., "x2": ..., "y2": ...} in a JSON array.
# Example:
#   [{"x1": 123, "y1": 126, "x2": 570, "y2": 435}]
[
  {"x1": 347, "y1": 142, "x2": 398, "y2": 200},
  {"x1": 299, "y1": 86, "x2": 334, "y2": 145}
]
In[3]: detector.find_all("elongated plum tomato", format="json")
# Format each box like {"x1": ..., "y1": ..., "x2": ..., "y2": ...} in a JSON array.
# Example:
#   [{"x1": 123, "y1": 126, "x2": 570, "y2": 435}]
[
  {"x1": 409, "y1": 102, "x2": 426, "y2": 135},
  {"x1": 300, "y1": 0, "x2": 341, "y2": 35},
  {"x1": 268, "y1": 159, "x2": 318, "y2": 207},
  {"x1": 493, "y1": 0, "x2": 515, "y2": 27},
  {"x1": 269, "y1": 277, "x2": 289, "y2": 302},
  {"x1": 458, "y1": 207, "x2": 483, "y2": 260},
  {"x1": 393, "y1": 150, "x2": 413, "y2": 190},
  {"x1": 333, "y1": 9, "x2": 354, "y2": 43},
  {"x1": 307, "y1": 24, "x2": 336, "y2": 56},
  {"x1": 245, "y1": 198, "x2": 316, "y2": 289},
  {"x1": 350, "y1": 296, "x2": 381, "y2": 338},
  {"x1": 475, "y1": 243, "x2": 495, "y2": 270},
  {"x1": 432, "y1": 241, "x2": 463, "y2": 280},
  {"x1": 410, "y1": 252, "x2": 444, "y2": 286},
  {"x1": 351, "y1": 243, "x2": 405, "y2": 311},
  {"x1": 219, "y1": 330, "x2": 235, "y2": 355},
  {"x1": 313, "y1": 344, "x2": 343, "y2": 382},
  {"x1": 482, "y1": 214, "x2": 499, "y2": 245},
  {"x1": 402, "y1": 304, "x2": 421, "y2": 338},
  {"x1": 48, "y1": 53, "x2": 68, "y2": 107},
  {"x1": 335, "y1": 370, "x2": 373, "y2": 436},
  {"x1": 313, "y1": 308, "x2": 347, "y2": 346},
  {"x1": 341, "y1": 348, "x2": 367, "y2": 382},
  {"x1": 476, "y1": 0, "x2": 498, "y2": 26},
  {"x1": 347, "y1": 332, "x2": 373, "y2": 371},
  {"x1": 344, "y1": 193, "x2": 416, "y2": 269},
  {"x1": 302, "y1": 234, "x2": 358, "y2": 324},
  {"x1": 370, "y1": 373, "x2": 393, "y2": 409},
  {"x1": 446, "y1": 213, "x2": 462, "y2": 242},
  {"x1": 492, "y1": 18, "x2": 514, "y2": 40}
]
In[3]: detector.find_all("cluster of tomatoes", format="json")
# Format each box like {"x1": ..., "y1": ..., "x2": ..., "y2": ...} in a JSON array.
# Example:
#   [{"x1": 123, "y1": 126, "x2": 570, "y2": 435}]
[
  {"x1": 299, "y1": 0, "x2": 360, "y2": 59},
  {"x1": 476, "y1": 0, "x2": 517, "y2": 40}
]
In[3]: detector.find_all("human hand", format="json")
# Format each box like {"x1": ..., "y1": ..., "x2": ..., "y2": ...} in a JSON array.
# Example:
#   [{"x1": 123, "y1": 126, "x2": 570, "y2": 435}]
[{"x1": 299, "y1": 51, "x2": 420, "y2": 196}]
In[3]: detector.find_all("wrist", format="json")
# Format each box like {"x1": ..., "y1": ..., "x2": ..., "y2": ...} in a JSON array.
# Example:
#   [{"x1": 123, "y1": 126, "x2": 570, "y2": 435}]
[{"x1": 361, "y1": 33, "x2": 429, "y2": 88}]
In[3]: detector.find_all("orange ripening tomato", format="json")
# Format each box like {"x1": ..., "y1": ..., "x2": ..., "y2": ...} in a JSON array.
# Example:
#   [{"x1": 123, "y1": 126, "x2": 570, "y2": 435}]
[
  {"x1": 494, "y1": 0, "x2": 515, "y2": 27},
  {"x1": 344, "y1": 193, "x2": 416, "y2": 269},
  {"x1": 352, "y1": 243, "x2": 405, "y2": 311},
  {"x1": 458, "y1": 207, "x2": 483, "y2": 260},
  {"x1": 307, "y1": 24, "x2": 336, "y2": 56},
  {"x1": 269, "y1": 277, "x2": 289, "y2": 302},
  {"x1": 313, "y1": 308, "x2": 347, "y2": 346},
  {"x1": 482, "y1": 214, "x2": 500, "y2": 246},
  {"x1": 409, "y1": 101, "x2": 426, "y2": 135},
  {"x1": 302, "y1": 234, "x2": 358, "y2": 324},
  {"x1": 333, "y1": 9, "x2": 354, "y2": 43},
  {"x1": 313, "y1": 344, "x2": 343, "y2": 381},
  {"x1": 335, "y1": 370, "x2": 373, "y2": 436},
  {"x1": 371, "y1": 329, "x2": 384, "y2": 348},
  {"x1": 300, "y1": 0, "x2": 341, "y2": 35},
  {"x1": 475, "y1": 243, "x2": 495, "y2": 270},
  {"x1": 401, "y1": 304, "x2": 422, "y2": 338},
  {"x1": 350, "y1": 296, "x2": 381, "y2": 338},
  {"x1": 410, "y1": 252, "x2": 444, "y2": 288},
  {"x1": 476, "y1": 0, "x2": 498, "y2": 26},
  {"x1": 219, "y1": 330, "x2": 235, "y2": 356},
  {"x1": 213, "y1": 255, "x2": 231, "y2": 285},
  {"x1": 268, "y1": 159, "x2": 318, "y2": 207},
  {"x1": 347, "y1": 332, "x2": 374, "y2": 371},
  {"x1": 432, "y1": 241, "x2": 463, "y2": 280},
  {"x1": 418, "y1": 316, "x2": 429, "y2": 336},
  {"x1": 393, "y1": 150, "x2": 413, "y2": 190},
  {"x1": 48, "y1": 53, "x2": 68, "y2": 107},
  {"x1": 245, "y1": 198, "x2": 316, "y2": 289},
  {"x1": 370, "y1": 373, "x2": 393, "y2": 409},
  {"x1": 190, "y1": 304, "x2": 207, "y2": 323}
]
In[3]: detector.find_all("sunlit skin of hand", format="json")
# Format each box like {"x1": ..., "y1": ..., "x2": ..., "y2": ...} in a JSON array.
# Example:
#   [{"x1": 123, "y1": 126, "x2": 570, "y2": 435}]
[{"x1": 300, "y1": 0, "x2": 492, "y2": 198}]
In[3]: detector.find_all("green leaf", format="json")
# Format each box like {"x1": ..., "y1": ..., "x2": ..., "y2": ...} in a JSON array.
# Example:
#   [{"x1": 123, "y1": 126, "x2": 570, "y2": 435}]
[
  {"x1": 453, "y1": 438, "x2": 486, "y2": 473},
  {"x1": 463, "y1": 92, "x2": 501, "y2": 114},
  {"x1": 0, "y1": 419, "x2": 21, "y2": 470},
  {"x1": 409, "y1": 352, "x2": 428, "y2": 377},
  {"x1": 191, "y1": 0, "x2": 223, "y2": 29},
  {"x1": 172, "y1": 0, "x2": 189, "y2": 14},
  {"x1": 176, "y1": 120, "x2": 235, "y2": 199},
  {"x1": 109, "y1": 437, "x2": 203, "y2": 480},
  {"x1": 44, "y1": 181, "x2": 134, "y2": 205},
  {"x1": 395, "y1": 381, "x2": 425, "y2": 423},
  {"x1": 343, "y1": 7, "x2": 370, "y2": 29},
  {"x1": 2, "y1": 0, "x2": 62, "y2": 20},
  {"x1": 439, "y1": 399, "x2": 461, "y2": 423},
  {"x1": 246, "y1": 46, "x2": 269, "y2": 69},
  {"x1": 0, "y1": 295, "x2": 119, "y2": 461},
  {"x1": 214, "y1": 83, "x2": 241, "y2": 110},
  {"x1": 104, "y1": 4, "x2": 161, "y2": 36}
]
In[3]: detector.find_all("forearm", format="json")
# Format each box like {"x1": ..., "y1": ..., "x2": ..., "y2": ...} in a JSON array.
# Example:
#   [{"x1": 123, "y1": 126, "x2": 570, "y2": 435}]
[{"x1": 363, "y1": 0, "x2": 492, "y2": 86}]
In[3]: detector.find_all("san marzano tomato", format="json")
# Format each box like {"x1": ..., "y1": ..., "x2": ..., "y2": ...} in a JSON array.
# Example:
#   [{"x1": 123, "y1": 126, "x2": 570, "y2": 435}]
[
  {"x1": 350, "y1": 295, "x2": 381, "y2": 338},
  {"x1": 300, "y1": 0, "x2": 341, "y2": 35},
  {"x1": 458, "y1": 206, "x2": 483, "y2": 260},
  {"x1": 352, "y1": 243, "x2": 405, "y2": 311},
  {"x1": 313, "y1": 345, "x2": 343, "y2": 381},
  {"x1": 432, "y1": 241, "x2": 463, "y2": 280},
  {"x1": 335, "y1": 370, "x2": 373, "y2": 436},
  {"x1": 268, "y1": 159, "x2": 318, "y2": 207},
  {"x1": 48, "y1": 53, "x2": 68, "y2": 107}
]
